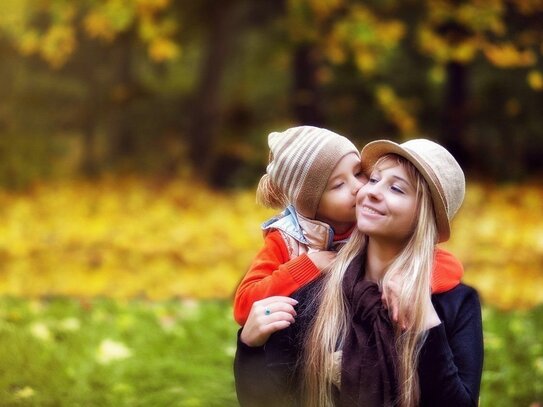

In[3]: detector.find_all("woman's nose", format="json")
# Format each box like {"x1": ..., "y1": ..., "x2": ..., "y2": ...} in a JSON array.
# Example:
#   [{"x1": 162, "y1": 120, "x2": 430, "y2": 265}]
[{"x1": 358, "y1": 181, "x2": 380, "y2": 201}]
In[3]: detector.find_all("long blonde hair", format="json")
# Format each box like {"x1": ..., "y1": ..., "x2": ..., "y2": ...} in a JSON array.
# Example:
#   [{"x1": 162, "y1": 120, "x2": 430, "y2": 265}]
[{"x1": 302, "y1": 155, "x2": 438, "y2": 407}]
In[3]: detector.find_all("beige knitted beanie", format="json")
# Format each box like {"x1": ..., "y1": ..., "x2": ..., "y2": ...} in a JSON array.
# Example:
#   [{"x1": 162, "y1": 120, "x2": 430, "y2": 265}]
[{"x1": 257, "y1": 125, "x2": 359, "y2": 219}]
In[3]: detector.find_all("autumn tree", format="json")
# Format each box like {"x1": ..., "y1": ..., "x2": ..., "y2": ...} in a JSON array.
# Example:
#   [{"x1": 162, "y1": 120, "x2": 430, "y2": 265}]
[
  {"x1": 285, "y1": 0, "x2": 543, "y2": 175},
  {"x1": 0, "y1": 0, "x2": 180, "y2": 175}
]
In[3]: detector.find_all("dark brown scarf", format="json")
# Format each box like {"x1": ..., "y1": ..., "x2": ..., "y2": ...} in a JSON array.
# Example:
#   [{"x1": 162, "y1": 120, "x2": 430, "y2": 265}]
[{"x1": 339, "y1": 252, "x2": 399, "y2": 407}]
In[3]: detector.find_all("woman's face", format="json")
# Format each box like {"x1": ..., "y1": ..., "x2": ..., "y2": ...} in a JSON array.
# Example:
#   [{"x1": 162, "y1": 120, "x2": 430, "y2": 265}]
[{"x1": 355, "y1": 160, "x2": 418, "y2": 243}]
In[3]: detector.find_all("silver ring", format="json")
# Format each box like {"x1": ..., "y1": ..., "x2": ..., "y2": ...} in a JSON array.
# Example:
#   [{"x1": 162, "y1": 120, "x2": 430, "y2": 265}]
[{"x1": 264, "y1": 306, "x2": 271, "y2": 316}]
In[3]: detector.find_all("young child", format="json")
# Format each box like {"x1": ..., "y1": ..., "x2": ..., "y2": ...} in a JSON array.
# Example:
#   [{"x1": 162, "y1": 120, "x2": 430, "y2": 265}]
[{"x1": 233, "y1": 126, "x2": 463, "y2": 325}]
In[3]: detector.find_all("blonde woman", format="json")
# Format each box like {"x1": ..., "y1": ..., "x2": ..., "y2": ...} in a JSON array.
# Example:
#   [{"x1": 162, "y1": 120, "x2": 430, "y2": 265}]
[{"x1": 234, "y1": 139, "x2": 483, "y2": 407}]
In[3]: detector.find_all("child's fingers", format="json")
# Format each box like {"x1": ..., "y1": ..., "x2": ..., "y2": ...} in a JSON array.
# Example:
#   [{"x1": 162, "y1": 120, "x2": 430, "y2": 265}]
[
  {"x1": 254, "y1": 296, "x2": 298, "y2": 307},
  {"x1": 260, "y1": 302, "x2": 297, "y2": 318},
  {"x1": 383, "y1": 279, "x2": 402, "y2": 323},
  {"x1": 241, "y1": 308, "x2": 295, "y2": 346},
  {"x1": 263, "y1": 311, "x2": 296, "y2": 325}
]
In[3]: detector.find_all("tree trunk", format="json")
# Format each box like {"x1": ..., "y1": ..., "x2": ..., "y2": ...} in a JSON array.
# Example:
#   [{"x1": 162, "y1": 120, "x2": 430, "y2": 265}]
[
  {"x1": 442, "y1": 61, "x2": 470, "y2": 167},
  {"x1": 291, "y1": 43, "x2": 325, "y2": 126},
  {"x1": 187, "y1": 1, "x2": 236, "y2": 179},
  {"x1": 109, "y1": 30, "x2": 135, "y2": 164}
]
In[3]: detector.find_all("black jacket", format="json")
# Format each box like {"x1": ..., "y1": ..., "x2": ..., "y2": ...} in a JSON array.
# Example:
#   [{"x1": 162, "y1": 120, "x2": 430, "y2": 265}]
[{"x1": 234, "y1": 278, "x2": 483, "y2": 407}]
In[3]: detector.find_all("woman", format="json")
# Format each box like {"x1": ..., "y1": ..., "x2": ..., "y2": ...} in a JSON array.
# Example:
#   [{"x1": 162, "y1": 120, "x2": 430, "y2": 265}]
[{"x1": 234, "y1": 139, "x2": 484, "y2": 407}]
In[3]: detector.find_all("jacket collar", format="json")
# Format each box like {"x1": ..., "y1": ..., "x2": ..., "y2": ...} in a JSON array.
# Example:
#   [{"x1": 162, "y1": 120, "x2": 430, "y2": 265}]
[{"x1": 262, "y1": 205, "x2": 335, "y2": 251}]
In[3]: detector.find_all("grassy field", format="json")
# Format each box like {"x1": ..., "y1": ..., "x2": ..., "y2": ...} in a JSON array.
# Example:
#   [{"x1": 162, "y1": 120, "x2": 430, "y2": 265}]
[
  {"x1": 0, "y1": 297, "x2": 239, "y2": 406},
  {"x1": 0, "y1": 297, "x2": 542, "y2": 406},
  {"x1": 0, "y1": 178, "x2": 542, "y2": 405}
]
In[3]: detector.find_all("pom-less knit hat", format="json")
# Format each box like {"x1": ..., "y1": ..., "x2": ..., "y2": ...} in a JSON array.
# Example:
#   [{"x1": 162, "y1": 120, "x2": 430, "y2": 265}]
[
  {"x1": 361, "y1": 138, "x2": 465, "y2": 243},
  {"x1": 257, "y1": 126, "x2": 359, "y2": 219}
]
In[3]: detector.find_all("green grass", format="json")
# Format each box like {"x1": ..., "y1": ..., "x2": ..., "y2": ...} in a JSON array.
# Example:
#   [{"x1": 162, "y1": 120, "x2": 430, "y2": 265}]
[
  {"x1": 481, "y1": 305, "x2": 543, "y2": 407},
  {"x1": 0, "y1": 297, "x2": 239, "y2": 406},
  {"x1": 1, "y1": 297, "x2": 542, "y2": 406}
]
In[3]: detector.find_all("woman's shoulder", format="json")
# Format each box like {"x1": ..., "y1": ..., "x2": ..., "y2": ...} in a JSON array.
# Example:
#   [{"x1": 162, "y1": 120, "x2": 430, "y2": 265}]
[
  {"x1": 433, "y1": 282, "x2": 479, "y2": 301},
  {"x1": 431, "y1": 283, "x2": 482, "y2": 326}
]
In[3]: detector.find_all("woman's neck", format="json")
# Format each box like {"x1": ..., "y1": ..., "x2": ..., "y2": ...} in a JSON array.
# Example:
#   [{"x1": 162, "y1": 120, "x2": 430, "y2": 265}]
[{"x1": 364, "y1": 239, "x2": 403, "y2": 283}]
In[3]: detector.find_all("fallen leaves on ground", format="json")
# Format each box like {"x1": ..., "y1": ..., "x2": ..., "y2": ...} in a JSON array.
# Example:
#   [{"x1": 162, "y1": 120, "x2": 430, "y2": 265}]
[{"x1": 0, "y1": 177, "x2": 541, "y2": 309}]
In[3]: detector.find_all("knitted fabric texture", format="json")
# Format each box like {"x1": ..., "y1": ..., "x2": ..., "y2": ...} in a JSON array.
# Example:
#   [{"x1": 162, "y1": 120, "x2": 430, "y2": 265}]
[{"x1": 260, "y1": 126, "x2": 359, "y2": 219}]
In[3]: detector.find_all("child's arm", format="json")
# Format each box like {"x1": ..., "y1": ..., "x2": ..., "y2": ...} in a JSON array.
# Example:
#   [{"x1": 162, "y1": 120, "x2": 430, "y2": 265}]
[
  {"x1": 233, "y1": 230, "x2": 321, "y2": 326},
  {"x1": 431, "y1": 248, "x2": 464, "y2": 294}
]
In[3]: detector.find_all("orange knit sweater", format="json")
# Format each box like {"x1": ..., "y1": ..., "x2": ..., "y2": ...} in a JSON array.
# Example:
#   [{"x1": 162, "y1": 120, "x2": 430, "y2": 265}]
[{"x1": 233, "y1": 229, "x2": 464, "y2": 326}]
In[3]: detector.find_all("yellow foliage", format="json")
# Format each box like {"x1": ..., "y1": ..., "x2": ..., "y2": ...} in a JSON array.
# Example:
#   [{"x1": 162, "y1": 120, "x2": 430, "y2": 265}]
[
  {"x1": 18, "y1": 30, "x2": 40, "y2": 55},
  {"x1": 84, "y1": 11, "x2": 116, "y2": 42},
  {"x1": 375, "y1": 85, "x2": 418, "y2": 135},
  {"x1": 307, "y1": 0, "x2": 345, "y2": 22},
  {"x1": 0, "y1": 178, "x2": 274, "y2": 300},
  {"x1": 40, "y1": 24, "x2": 77, "y2": 68},
  {"x1": 443, "y1": 183, "x2": 543, "y2": 310},
  {"x1": 527, "y1": 70, "x2": 543, "y2": 91},
  {"x1": 456, "y1": 2, "x2": 505, "y2": 35},
  {"x1": 16, "y1": 23, "x2": 77, "y2": 68},
  {"x1": 136, "y1": 0, "x2": 171, "y2": 15},
  {"x1": 0, "y1": 178, "x2": 542, "y2": 311},
  {"x1": 417, "y1": 25, "x2": 480, "y2": 63},
  {"x1": 428, "y1": 64, "x2": 446, "y2": 84},
  {"x1": 513, "y1": 0, "x2": 543, "y2": 14},
  {"x1": 426, "y1": 0, "x2": 505, "y2": 35},
  {"x1": 483, "y1": 42, "x2": 537, "y2": 68},
  {"x1": 148, "y1": 37, "x2": 179, "y2": 62}
]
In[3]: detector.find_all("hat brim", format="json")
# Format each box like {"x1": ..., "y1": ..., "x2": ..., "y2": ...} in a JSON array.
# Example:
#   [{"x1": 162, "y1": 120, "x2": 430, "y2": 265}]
[{"x1": 361, "y1": 140, "x2": 449, "y2": 242}]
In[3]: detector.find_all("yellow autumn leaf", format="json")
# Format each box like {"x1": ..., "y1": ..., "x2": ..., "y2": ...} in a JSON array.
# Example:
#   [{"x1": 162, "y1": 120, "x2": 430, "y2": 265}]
[
  {"x1": 354, "y1": 51, "x2": 376, "y2": 73},
  {"x1": 18, "y1": 30, "x2": 40, "y2": 55},
  {"x1": 40, "y1": 24, "x2": 76, "y2": 68},
  {"x1": 527, "y1": 70, "x2": 543, "y2": 91},
  {"x1": 148, "y1": 37, "x2": 179, "y2": 61},
  {"x1": 84, "y1": 11, "x2": 116, "y2": 41},
  {"x1": 136, "y1": 0, "x2": 171, "y2": 16},
  {"x1": 375, "y1": 85, "x2": 418, "y2": 135},
  {"x1": 484, "y1": 42, "x2": 536, "y2": 68}
]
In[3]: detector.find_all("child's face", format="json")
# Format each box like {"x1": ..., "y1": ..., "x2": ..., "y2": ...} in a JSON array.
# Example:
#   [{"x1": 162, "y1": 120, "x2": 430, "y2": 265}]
[{"x1": 315, "y1": 153, "x2": 367, "y2": 234}]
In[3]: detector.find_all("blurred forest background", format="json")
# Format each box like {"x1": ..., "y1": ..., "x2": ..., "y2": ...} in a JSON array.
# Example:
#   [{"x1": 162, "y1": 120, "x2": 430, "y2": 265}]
[{"x1": 0, "y1": 0, "x2": 542, "y2": 406}]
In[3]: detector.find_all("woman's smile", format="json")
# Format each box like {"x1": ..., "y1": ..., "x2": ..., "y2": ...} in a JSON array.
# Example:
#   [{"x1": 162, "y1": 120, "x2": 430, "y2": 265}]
[{"x1": 359, "y1": 204, "x2": 384, "y2": 216}]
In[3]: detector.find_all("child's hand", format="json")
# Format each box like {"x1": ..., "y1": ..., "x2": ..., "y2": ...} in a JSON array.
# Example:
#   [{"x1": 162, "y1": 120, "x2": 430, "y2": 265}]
[
  {"x1": 381, "y1": 275, "x2": 408, "y2": 330},
  {"x1": 240, "y1": 296, "x2": 298, "y2": 347},
  {"x1": 381, "y1": 275, "x2": 441, "y2": 331},
  {"x1": 307, "y1": 251, "x2": 337, "y2": 272}
]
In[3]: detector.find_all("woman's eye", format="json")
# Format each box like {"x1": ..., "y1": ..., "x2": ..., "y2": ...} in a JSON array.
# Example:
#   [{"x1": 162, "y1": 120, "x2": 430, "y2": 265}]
[
  {"x1": 391, "y1": 185, "x2": 404, "y2": 194},
  {"x1": 368, "y1": 177, "x2": 378, "y2": 184}
]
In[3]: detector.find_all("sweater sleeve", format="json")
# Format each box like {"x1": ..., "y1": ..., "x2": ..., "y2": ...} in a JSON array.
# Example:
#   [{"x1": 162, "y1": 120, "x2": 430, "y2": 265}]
[
  {"x1": 418, "y1": 286, "x2": 484, "y2": 407},
  {"x1": 431, "y1": 248, "x2": 464, "y2": 294},
  {"x1": 233, "y1": 230, "x2": 321, "y2": 325}
]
